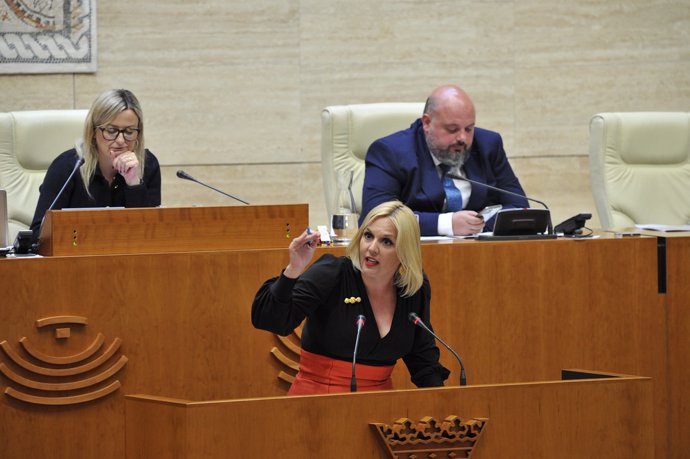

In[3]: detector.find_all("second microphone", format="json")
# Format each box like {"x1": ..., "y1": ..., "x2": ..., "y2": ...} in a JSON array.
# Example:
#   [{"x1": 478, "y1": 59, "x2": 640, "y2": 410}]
[{"x1": 176, "y1": 170, "x2": 249, "y2": 205}]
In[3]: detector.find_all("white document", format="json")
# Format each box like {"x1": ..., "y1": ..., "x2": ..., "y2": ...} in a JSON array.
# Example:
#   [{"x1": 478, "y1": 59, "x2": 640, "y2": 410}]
[
  {"x1": 635, "y1": 224, "x2": 690, "y2": 232},
  {"x1": 479, "y1": 205, "x2": 502, "y2": 221}
]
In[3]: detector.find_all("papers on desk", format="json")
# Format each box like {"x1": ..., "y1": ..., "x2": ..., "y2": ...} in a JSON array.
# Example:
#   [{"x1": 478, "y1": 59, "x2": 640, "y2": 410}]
[
  {"x1": 421, "y1": 236, "x2": 456, "y2": 242},
  {"x1": 61, "y1": 206, "x2": 125, "y2": 211},
  {"x1": 635, "y1": 224, "x2": 690, "y2": 232},
  {"x1": 420, "y1": 235, "x2": 480, "y2": 242}
]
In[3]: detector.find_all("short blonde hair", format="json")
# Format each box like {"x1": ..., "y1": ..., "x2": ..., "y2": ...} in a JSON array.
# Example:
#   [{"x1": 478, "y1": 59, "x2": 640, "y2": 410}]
[{"x1": 346, "y1": 201, "x2": 423, "y2": 297}]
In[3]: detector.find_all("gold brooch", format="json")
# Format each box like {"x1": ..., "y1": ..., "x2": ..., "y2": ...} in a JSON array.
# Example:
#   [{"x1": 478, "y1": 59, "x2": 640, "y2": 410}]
[{"x1": 344, "y1": 296, "x2": 362, "y2": 304}]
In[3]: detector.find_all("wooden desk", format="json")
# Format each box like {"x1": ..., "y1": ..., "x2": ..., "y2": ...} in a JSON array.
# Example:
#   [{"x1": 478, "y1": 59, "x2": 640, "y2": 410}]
[
  {"x1": 0, "y1": 236, "x2": 673, "y2": 457},
  {"x1": 38, "y1": 204, "x2": 308, "y2": 256},
  {"x1": 662, "y1": 235, "x2": 690, "y2": 455}
]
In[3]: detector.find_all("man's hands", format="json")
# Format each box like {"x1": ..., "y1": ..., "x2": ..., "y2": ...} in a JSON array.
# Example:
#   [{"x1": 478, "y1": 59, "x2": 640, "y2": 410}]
[{"x1": 451, "y1": 210, "x2": 484, "y2": 235}]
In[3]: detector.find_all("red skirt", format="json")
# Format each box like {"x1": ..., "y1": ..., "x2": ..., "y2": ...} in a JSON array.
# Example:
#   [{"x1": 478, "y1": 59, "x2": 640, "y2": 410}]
[{"x1": 288, "y1": 349, "x2": 394, "y2": 395}]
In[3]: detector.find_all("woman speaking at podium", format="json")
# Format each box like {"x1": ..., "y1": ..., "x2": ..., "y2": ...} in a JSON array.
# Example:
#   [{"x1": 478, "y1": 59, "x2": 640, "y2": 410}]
[
  {"x1": 30, "y1": 88, "x2": 161, "y2": 242},
  {"x1": 251, "y1": 201, "x2": 449, "y2": 395}
]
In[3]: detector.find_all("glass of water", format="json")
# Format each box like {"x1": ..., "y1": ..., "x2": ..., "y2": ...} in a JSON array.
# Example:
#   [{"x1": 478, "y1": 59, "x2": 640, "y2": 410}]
[
  {"x1": 331, "y1": 213, "x2": 358, "y2": 243},
  {"x1": 331, "y1": 169, "x2": 359, "y2": 243}
]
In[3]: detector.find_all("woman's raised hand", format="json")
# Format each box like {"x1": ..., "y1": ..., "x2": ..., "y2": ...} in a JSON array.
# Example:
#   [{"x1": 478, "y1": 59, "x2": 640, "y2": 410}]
[{"x1": 283, "y1": 228, "x2": 321, "y2": 278}]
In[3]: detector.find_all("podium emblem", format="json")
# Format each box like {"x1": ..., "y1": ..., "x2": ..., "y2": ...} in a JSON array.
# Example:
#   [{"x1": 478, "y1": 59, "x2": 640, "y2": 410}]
[
  {"x1": 371, "y1": 415, "x2": 488, "y2": 458},
  {"x1": 0, "y1": 315, "x2": 127, "y2": 405}
]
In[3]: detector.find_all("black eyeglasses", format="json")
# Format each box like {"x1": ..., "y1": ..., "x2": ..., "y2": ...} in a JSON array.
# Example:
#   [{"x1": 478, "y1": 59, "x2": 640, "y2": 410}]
[{"x1": 97, "y1": 125, "x2": 140, "y2": 141}]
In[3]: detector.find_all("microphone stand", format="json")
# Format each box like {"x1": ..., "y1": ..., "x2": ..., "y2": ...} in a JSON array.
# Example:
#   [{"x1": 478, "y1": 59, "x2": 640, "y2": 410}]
[
  {"x1": 351, "y1": 315, "x2": 366, "y2": 392},
  {"x1": 448, "y1": 173, "x2": 554, "y2": 235},
  {"x1": 176, "y1": 170, "x2": 250, "y2": 205},
  {"x1": 34, "y1": 155, "x2": 85, "y2": 252},
  {"x1": 409, "y1": 312, "x2": 466, "y2": 386}
]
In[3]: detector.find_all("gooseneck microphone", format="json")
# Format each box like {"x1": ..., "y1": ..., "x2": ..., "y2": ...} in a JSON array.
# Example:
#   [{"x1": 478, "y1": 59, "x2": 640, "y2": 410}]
[
  {"x1": 47, "y1": 155, "x2": 86, "y2": 215},
  {"x1": 408, "y1": 312, "x2": 466, "y2": 386},
  {"x1": 34, "y1": 154, "x2": 85, "y2": 248},
  {"x1": 176, "y1": 170, "x2": 250, "y2": 205},
  {"x1": 351, "y1": 314, "x2": 366, "y2": 392},
  {"x1": 447, "y1": 172, "x2": 554, "y2": 235}
]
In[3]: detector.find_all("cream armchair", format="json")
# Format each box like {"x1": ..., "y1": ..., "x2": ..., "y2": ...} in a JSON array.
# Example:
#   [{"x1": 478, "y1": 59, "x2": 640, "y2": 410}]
[
  {"x1": 589, "y1": 112, "x2": 690, "y2": 229},
  {"x1": 0, "y1": 110, "x2": 88, "y2": 242},
  {"x1": 321, "y1": 103, "x2": 424, "y2": 220}
]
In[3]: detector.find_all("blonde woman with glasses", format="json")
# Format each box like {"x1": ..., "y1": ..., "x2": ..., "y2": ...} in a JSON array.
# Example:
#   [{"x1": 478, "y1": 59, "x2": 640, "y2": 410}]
[{"x1": 30, "y1": 89, "x2": 161, "y2": 242}]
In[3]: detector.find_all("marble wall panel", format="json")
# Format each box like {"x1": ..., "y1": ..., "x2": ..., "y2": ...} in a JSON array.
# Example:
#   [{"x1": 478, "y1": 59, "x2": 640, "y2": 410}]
[
  {"x1": 515, "y1": 1, "x2": 690, "y2": 66},
  {"x1": 0, "y1": 75, "x2": 75, "y2": 110},
  {"x1": 299, "y1": 1, "x2": 516, "y2": 65},
  {"x1": 72, "y1": 1, "x2": 302, "y2": 166},
  {"x1": 513, "y1": 60, "x2": 690, "y2": 158},
  {"x1": 511, "y1": 156, "x2": 599, "y2": 229},
  {"x1": 511, "y1": 0, "x2": 690, "y2": 161},
  {"x1": 161, "y1": 163, "x2": 325, "y2": 226}
]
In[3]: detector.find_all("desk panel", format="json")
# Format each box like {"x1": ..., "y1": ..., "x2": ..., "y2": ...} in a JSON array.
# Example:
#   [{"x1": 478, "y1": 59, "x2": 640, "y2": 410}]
[
  {"x1": 0, "y1": 236, "x2": 671, "y2": 457},
  {"x1": 126, "y1": 375, "x2": 653, "y2": 458},
  {"x1": 665, "y1": 236, "x2": 690, "y2": 455}
]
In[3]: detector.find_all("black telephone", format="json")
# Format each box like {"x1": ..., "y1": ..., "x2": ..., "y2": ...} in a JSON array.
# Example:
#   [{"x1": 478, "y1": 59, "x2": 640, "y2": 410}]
[
  {"x1": 12, "y1": 230, "x2": 34, "y2": 255},
  {"x1": 554, "y1": 213, "x2": 592, "y2": 236}
]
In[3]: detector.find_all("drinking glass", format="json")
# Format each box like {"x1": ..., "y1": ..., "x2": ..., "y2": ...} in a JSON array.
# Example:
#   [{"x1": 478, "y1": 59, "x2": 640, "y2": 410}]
[
  {"x1": 331, "y1": 213, "x2": 358, "y2": 243},
  {"x1": 331, "y1": 170, "x2": 359, "y2": 243}
]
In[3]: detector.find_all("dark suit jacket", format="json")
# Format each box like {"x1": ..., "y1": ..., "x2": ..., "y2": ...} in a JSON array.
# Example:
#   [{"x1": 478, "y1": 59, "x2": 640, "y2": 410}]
[{"x1": 360, "y1": 119, "x2": 528, "y2": 236}]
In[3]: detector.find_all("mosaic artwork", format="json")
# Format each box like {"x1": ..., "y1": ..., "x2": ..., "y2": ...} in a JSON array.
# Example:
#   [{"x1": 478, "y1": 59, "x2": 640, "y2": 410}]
[{"x1": 0, "y1": 0, "x2": 96, "y2": 74}]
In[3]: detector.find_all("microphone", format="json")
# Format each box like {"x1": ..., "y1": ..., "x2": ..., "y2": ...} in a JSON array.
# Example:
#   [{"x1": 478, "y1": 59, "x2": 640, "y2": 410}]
[
  {"x1": 351, "y1": 314, "x2": 366, "y2": 392},
  {"x1": 408, "y1": 312, "x2": 466, "y2": 386},
  {"x1": 34, "y1": 154, "x2": 85, "y2": 248},
  {"x1": 448, "y1": 172, "x2": 554, "y2": 235},
  {"x1": 176, "y1": 170, "x2": 250, "y2": 205},
  {"x1": 47, "y1": 155, "x2": 85, "y2": 214}
]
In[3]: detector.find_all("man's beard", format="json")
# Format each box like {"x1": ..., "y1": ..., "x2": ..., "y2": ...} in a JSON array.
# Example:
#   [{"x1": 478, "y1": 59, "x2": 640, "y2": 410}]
[{"x1": 427, "y1": 138, "x2": 469, "y2": 168}]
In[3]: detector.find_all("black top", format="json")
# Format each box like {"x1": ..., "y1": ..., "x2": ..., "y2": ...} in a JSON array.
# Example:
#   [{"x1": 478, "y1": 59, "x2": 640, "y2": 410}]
[
  {"x1": 251, "y1": 254, "x2": 450, "y2": 387},
  {"x1": 30, "y1": 148, "x2": 161, "y2": 241}
]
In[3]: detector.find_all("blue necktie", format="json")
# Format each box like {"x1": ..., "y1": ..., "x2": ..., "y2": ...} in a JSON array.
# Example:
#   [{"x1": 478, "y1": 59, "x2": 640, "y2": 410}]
[{"x1": 440, "y1": 164, "x2": 463, "y2": 212}]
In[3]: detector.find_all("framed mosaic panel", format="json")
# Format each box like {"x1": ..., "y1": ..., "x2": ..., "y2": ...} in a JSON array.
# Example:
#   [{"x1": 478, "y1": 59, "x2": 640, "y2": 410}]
[{"x1": 0, "y1": 0, "x2": 96, "y2": 74}]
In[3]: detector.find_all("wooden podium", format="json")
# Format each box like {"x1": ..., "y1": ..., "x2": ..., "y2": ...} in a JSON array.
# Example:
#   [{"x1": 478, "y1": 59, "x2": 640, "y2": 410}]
[
  {"x1": 38, "y1": 204, "x2": 309, "y2": 256},
  {"x1": 125, "y1": 370, "x2": 653, "y2": 458},
  {"x1": 1, "y1": 229, "x2": 680, "y2": 457}
]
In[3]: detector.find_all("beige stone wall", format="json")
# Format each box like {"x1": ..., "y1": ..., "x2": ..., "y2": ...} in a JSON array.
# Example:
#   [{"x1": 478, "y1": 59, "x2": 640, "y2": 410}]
[{"x1": 2, "y1": 1, "x2": 689, "y2": 229}]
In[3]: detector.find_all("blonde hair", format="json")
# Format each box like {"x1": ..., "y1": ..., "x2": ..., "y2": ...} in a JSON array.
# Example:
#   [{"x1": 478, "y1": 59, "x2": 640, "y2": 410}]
[
  {"x1": 80, "y1": 89, "x2": 145, "y2": 196},
  {"x1": 346, "y1": 201, "x2": 423, "y2": 297}
]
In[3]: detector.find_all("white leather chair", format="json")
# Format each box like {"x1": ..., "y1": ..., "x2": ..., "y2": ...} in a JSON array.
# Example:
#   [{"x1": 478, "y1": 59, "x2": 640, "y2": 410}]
[
  {"x1": 589, "y1": 112, "x2": 690, "y2": 229},
  {"x1": 321, "y1": 103, "x2": 424, "y2": 219},
  {"x1": 0, "y1": 110, "x2": 88, "y2": 242}
]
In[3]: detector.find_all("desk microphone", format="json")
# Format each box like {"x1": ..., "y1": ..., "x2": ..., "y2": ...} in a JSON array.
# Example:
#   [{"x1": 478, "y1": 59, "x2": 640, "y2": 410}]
[
  {"x1": 32, "y1": 154, "x2": 85, "y2": 251},
  {"x1": 409, "y1": 312, "x2": 466, "y2": 386},
  {"x1": 351, "y1": 314, "x2": 366, "y2": 392},
  {"x1": 447, "y1": 172, "x2": 554, "y2": 235},
  {"x1": 176, "y1": 170, "x2": 250, "y2": 205}
]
